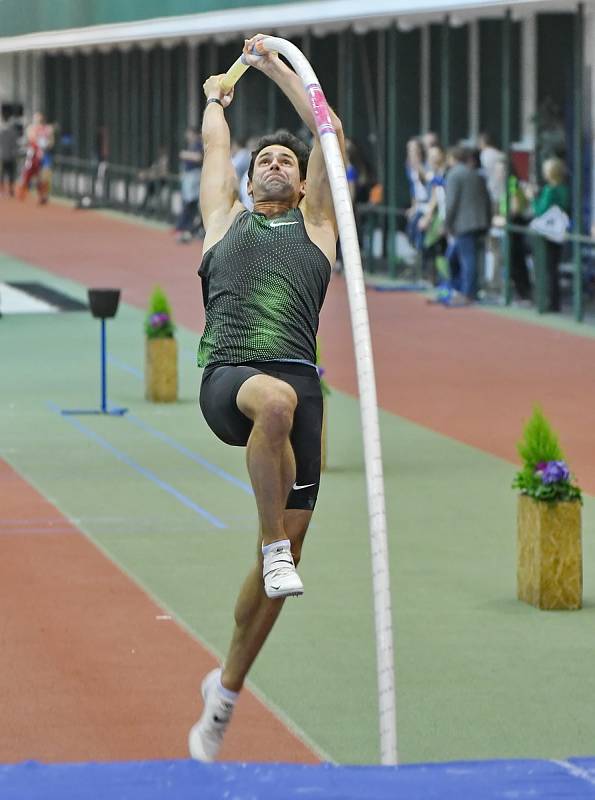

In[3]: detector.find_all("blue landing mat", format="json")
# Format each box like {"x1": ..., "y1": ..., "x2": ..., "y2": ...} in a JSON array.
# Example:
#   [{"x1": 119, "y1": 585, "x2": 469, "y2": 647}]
[{"x1": 2, "y1": 758, "x2": 595, "y2": 800}]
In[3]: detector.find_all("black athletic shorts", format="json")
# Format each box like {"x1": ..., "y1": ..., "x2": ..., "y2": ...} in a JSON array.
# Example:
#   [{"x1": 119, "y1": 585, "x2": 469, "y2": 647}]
[{"x1": 199, "y1": 361, "x2": 323, "y2": 511}]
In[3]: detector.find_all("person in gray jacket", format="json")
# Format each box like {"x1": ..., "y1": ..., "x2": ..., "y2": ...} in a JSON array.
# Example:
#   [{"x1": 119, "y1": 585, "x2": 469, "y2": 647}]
[{"x1": 444, "y1": 146, "x2": 492, "y2": 305}]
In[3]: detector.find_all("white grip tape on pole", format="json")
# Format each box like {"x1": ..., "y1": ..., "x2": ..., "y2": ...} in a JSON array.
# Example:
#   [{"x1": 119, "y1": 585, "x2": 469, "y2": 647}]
[
  {"x1": 220, "y1": 55, "x2": 250, "y2": 93},
  {"x1": 259, "y1": 37, "x2": 397, "y2": 766}
]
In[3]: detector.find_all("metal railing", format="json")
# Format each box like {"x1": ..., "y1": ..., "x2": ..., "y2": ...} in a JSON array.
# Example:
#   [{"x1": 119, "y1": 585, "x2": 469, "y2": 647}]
[
  {"x1": 48, "y1": 160, "x2": 595, "y2": 324},
  {"x1": 357, "y1": 203, "x2": 595, "y2": 322},
  {"x1": 358, "y1": 204, "x2": 411, "y2": 276},
  {"x1": 504, "y1": 223, "x2": 595, "y2": 321},
  {"x1": 51, "y1": 156, "x2": 183, "y2": 224}
]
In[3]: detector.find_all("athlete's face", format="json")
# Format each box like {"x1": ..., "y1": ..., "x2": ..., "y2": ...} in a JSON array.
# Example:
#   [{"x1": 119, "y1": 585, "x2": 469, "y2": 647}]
[{"x1": 249, "y1": 145, "x2": 305, "y2": 205}]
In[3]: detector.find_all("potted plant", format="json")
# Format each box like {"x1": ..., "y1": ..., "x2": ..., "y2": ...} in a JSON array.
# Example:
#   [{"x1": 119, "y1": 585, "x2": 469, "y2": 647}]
[
  {"x1": 316, "y1": 339, "x2": 330, "y2": 472},
  {"x1": 513, "y1": 406, "x2": 582, "y2": 610},
  {"x1": 144, "y1": 286, "x2": 178, "y2": 402}
]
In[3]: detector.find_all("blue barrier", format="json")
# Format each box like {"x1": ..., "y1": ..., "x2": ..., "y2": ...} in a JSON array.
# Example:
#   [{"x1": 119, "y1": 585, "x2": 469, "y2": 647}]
[{"x1": 2, "y1": 757, "x2": 595, "y2": 800}]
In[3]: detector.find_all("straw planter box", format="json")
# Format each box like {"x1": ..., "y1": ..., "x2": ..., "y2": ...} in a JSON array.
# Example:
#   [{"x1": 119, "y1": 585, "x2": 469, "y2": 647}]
[
  {"x1": 517, "y1": 494, "x2": 582, "y2": 610},
  {"x1": 145, "y1": 337, "x2": 178, "y2": 402}
]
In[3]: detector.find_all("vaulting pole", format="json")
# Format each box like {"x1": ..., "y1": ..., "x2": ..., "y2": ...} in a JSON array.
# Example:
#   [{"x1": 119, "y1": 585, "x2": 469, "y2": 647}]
[{"x1": 220, "y1": 37, "x2": 398, "y2": 765}]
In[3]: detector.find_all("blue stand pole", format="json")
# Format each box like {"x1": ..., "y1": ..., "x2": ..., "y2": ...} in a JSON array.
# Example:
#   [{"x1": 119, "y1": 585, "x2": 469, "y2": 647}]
[
  {"x1": 100, "y1": 318, "x2": 108, "y2": 413},
  {"x1": 62, "y1": 317, "x2": 128, "y2": 416}
]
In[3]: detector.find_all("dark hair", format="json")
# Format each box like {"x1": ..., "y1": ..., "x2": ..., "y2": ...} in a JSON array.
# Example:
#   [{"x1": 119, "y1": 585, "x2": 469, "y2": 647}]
[
  {"x1": 465, "y1": 147, "x2": 482, "y2": 169},
  {"x1": 448, "y1": 145, "x2": 467, "y2": 164},
  {"x1": 247, "y1": 129, "x2": 310, "y2": 181}
]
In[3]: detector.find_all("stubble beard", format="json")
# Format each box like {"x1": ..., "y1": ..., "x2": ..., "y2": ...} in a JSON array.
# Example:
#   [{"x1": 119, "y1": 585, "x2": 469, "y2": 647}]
[{"x1": 257, "y1": 175, "x2": 294, "y2": 203}]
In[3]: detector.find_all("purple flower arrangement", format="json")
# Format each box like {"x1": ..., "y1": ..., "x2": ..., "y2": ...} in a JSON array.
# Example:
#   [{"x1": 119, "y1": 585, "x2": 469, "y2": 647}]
[
  {"x1": 535, "y1": 460, "x2": 570, "y2": 485},
  {"x1": 514, "y1": 456, "x2": 581, "y2": 503},
  {"x1": 145, "y1": 286, "x2": 175, "y2": 340},
  {"x1": 149, "y1": 312, "x2": 171, "y2": 330},
  {"x1": 513, "y1": 407, "x2": 581, "y2": 503}
]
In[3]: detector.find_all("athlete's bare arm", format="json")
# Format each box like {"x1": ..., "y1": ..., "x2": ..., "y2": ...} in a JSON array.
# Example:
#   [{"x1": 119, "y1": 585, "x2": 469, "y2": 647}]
[
  {"x1": 200, "y1": 76, "x2": 245, "y2": 252},
  {"x1": 243, "y1": 35, "x2": 345, "y2": 260}
]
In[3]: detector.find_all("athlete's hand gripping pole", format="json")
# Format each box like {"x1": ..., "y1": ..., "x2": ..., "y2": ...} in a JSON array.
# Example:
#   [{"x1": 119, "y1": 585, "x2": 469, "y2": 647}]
[{"x1": 220, "y1": 37, "x2": 398, "y2": 766}]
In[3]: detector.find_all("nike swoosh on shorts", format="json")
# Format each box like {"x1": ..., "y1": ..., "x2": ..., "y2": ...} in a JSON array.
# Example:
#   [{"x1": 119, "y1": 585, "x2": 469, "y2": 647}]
[{"x1": 292, "y1": 482, "x2": 316, "y2": 491}]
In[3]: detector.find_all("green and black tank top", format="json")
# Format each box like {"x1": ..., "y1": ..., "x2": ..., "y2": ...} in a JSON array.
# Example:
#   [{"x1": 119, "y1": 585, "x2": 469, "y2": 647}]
[{"x1": 197, "y1": 208, "x2": 331, "y2": 368}]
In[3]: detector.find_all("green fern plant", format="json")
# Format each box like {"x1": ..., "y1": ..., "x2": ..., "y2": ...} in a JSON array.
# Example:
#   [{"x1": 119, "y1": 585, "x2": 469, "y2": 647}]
[
  {"x1": 513, "y1": 406, "x2": 581, "y2": 503},
  {"x1": 145, "y1": 286, "x2": 175, "y2": 339}
]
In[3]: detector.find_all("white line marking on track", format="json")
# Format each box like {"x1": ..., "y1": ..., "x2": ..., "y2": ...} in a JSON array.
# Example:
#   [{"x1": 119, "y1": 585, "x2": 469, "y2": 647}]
[{"x1": 552, "y1": 760, "x2": 595, "y2": 787}]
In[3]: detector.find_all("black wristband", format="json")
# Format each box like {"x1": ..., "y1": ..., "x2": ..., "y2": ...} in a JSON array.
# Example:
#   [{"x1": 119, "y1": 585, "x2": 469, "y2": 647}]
[{"x1": 206, "y1": 97, "x2": 223, "y2": 108}]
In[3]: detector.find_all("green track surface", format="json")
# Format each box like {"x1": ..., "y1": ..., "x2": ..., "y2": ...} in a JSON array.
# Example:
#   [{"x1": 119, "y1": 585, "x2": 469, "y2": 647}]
[{"x1": 2, "y1": 253, "x2": 595, "y2": 765}]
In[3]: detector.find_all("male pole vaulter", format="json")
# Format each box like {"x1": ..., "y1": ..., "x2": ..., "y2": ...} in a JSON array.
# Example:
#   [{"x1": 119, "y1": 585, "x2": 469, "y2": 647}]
[{"x1": 189, "y1": 34, "x2": 345, "y2": 761}]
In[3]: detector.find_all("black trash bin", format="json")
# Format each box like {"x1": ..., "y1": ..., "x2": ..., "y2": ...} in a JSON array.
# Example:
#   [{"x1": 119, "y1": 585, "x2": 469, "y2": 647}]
[{"x1": 88, "y1": 288, "x2": 121, "y2": 319}]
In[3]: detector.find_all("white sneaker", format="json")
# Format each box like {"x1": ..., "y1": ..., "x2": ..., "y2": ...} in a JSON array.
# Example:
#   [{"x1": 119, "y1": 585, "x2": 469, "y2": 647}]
[
  {"x1": 188, "y1": 668, "x2": 235, "y2": 762},
  {"x1": 263, "y1": 541, "x2": 304, "y2": 599}
]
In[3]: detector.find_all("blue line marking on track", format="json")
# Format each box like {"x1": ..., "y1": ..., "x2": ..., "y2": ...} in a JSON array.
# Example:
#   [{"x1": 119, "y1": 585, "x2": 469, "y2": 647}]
[
  {"x1": 47, "y1": 402, "x2": 226, "y2": 529},
  {"x1": 107, "y1": 354, "x2": 143, "y2": 378},
  {"x1": 106, "y1": 354, "x2": 254, "y2": 496},
  {"x1": 125, "y1": 413, "x2": 253, "y2": 496}
]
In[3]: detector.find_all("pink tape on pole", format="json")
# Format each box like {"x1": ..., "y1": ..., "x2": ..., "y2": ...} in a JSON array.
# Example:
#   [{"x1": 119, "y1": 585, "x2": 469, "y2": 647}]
[{"x1": 306, "y1": 84, "x2": 335, "y2": 136}]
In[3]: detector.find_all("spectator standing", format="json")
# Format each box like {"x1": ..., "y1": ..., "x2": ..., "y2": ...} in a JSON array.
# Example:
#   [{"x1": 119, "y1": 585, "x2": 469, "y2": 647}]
[
  {"x1": 478, "y1": 132, "x2": 505, "y2": 210},
  {"x1": 231, "y1": 137, "x2": 251, "y2": 181},
  {"x1": 39, "y1": 120, "x2": 57, "y2": 203},
  {"x1": 16, "y1": 111, "x2": 54, "y2": 204},
  {"x1": 444, "y1": 146, "x2": 492, "y2": 305},
  {"x1": 529, "y1": 157, "x2": 570, "y2": 312},
  {"x1": 345, "y1": 138, "x2": 373, "y2": 250},
  {"x1": 478, "y1": 134, "x2": 505, "y2": 291},
  {"x1": 0, "y1": 110, "x2": 19, "y2": 197},
  {"x1": 418, "y1": 145, "x2": 448, "y2": 282},
  {"x1": 175, "y1": 127, "x2": 203, "y2": 243},
  {"x1": 231, "y1": 136, "x2": 255, "y2": 209},
  {"x1": 422, "y1": 131, "x2": 440, "y2": 169},
  {"x1": 418, "y1": 145, "x2": 447, "y2": 232},
  {"x1": 345, "y1": 138, "x2": 373, "y2": 203},
  {"x1": 405, "y1": 137, "x2": 429, "y2": 250},
  {"x1": 138, "y1": 146, "x2": 169, "y2": 215},
  {"x1": 497, "y1": 169, "x2": 532, "y2": 303}
]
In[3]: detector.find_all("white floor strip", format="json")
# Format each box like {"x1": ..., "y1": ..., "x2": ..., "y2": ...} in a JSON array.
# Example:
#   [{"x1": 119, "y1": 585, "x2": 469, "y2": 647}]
[
  {"x1": 0, "y1": 282, "x2": 58, "y2": 314},
  {"x1": 552, "y1": 759, "x2": 595, "y2": 788}
]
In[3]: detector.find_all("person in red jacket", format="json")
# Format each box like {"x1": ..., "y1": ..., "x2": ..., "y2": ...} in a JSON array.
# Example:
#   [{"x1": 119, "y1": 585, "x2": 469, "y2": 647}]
[{"x1": 16, "y1": 112, "x2": 54, "y2": 204}]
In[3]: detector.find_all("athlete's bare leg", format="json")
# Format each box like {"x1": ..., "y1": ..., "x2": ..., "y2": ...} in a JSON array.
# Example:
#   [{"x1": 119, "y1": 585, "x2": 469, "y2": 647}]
[
  {"x1": 221, "y1": 509, "x2": 311, "y2": 692},
  {"x1": 222, "y1": 374, "x2": 312, "y2": 690},
  {"x1": 236, "y1": 374, "x2": 298, "y2": 546}
]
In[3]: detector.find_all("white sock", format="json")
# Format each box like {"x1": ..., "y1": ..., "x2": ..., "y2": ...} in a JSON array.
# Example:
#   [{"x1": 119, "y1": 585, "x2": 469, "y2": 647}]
[
  {"x1": 262, "y1": 538, "x2": 291, "y2": 555},
  {"x1": 217, "y1": 670, "x2": 239, "y2": 702}
]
